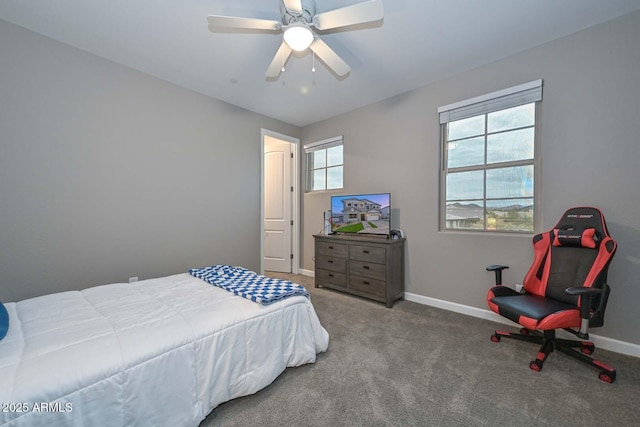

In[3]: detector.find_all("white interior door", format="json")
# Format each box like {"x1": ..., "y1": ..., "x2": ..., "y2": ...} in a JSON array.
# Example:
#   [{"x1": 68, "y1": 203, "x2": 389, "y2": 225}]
[{"x1": 263, "y1": 136, "x2": 292, "y2": 272}]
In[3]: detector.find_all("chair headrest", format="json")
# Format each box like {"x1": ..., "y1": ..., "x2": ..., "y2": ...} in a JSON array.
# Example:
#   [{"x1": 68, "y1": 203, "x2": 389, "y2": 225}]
[
  {"x1": 551, "y1": 207, "x2": 610, "y2": 248},
  {"x1": 553, "y1": 228, "x2": 596, "y2": 248}
]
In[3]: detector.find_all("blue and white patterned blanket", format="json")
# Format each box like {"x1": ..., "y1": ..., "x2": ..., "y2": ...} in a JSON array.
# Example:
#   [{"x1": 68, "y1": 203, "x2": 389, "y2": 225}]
[{"x1": 189, "y1": 265, "x2": 309, "y2": 305}]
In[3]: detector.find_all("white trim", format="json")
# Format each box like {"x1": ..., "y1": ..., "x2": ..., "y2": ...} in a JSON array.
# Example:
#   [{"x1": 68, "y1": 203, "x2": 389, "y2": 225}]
[
  {"x1": 291, "y1": 141, "x2": 300, "y2": 275},
  {"x1": 303, "y1": 135, "x2": 342, "y2": 151},
  {"x1": 260, "y1": 128, "x2": 300, "y2": 275},
  {"x1": 404, "y1": 291, "x2": 640, "y2": 358},
  {"x1": 437, "y1": 79, "x2": 542, "y2": 113},
  {"x1": 300, "y1": 269, "x2": 315, "y2": 278}
]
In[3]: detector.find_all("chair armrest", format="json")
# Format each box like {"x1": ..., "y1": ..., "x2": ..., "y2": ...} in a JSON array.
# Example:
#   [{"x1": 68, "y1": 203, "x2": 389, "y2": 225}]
[
  {"x1": 564, "y1": 287, "x2": 604, "y2": 297},
  {"x1": 486, "y1": 265, "x2": 509, "y2": 285},
  {"x1": 565, "y1": 286, "x2": 604, "y2": 320},
  {"x1": 564, "y1": 286, "x2": 606, "y2": 337}
]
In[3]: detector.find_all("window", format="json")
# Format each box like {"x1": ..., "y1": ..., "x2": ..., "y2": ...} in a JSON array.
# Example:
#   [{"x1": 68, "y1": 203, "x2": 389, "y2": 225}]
[
  {"x1": 305, "y1": 136, "x2": 343, "y2": 192},
  {"x1": 438, "y1": 80, "x2": 542, "y2": 232}
]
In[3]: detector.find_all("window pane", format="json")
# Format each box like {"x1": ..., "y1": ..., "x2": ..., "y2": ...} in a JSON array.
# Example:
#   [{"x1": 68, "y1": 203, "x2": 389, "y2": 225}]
[
  {"x1": 326, "y1": 145, "x2": 343, "y2": 167},
  {"x1": 488, "y1": 103, "x2": 535, "y2": 133},
  {"x1": 446, "y1": 170, "x2": 484, "y2": 200},
  {"x1": 486, "y1": 199, "x2": 534, "y2": 232},
  {"x1": 486, "y1": 166, "x2": 533, "y2": 199},
  {"x1": 448, "y1": 136, "x2": 484, "y2": 168},
  {"x1": 441, "y1": 92, "x2": 537, "y2": 232},
  {"x1": 312, "y1": 150, "x2": 326, "y2": 169},
  {"x1": 326, "y1": 166, "x2": 343, "y2": 189},
  {"x1": 487, "y1": 128, "x2": 534, "y2": 164},
  {"x1": 446, "y1": 201, "x2": 484, "y2": 230},
  {"x1": 312, "y1": 169, "x2": 326, "y2": 191},
  {"x1": 306, "y1": 140, "x2": 344, "y2": 192},
  {"x1": 448, "y1": 115, "x2": 485, "y2": 140}
]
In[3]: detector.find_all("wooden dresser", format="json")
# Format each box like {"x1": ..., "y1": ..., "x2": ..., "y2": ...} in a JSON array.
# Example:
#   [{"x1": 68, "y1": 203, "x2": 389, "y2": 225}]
[{"x1": 313, "y1": 234, "x2": 405, "y2": 308}]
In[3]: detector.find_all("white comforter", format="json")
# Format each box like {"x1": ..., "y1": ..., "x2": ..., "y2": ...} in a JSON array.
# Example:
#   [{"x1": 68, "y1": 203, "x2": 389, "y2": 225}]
[{"x1": 0, "y1": 273, "x2": 329, "y2": 426}]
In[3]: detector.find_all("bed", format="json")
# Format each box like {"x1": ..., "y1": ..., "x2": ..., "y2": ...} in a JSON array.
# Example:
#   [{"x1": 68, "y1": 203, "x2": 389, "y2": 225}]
[{"x1": 0, "y1": 271, "x2": 329, "y2": 426}]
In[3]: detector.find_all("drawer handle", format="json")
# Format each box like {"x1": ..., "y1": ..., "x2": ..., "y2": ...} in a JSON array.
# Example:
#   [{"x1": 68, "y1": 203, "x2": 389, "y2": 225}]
[
  {"x1": 328, "y1": 260, "x2": 334, "y2": 263},
  {"x1": 363, "y1": 265, "x2": 370, "y2": 270},
  {"x1": 363, "y1": 250, "x2": 370, "y2": 254},
  {"x1": 363, "y1": 280, "x2": 370, "y2": 285},
  {"x1": 328, "y1": 246, "x2": 334, "y2": 249},
  {"x1": 328, "y1": 273, "x2": 334, "y2": 278}
]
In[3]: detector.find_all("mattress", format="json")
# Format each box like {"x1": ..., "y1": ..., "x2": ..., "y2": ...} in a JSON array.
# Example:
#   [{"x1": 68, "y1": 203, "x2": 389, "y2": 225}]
[{"x1": 0, "y1": 273, "x2": 329, "y2": 426}]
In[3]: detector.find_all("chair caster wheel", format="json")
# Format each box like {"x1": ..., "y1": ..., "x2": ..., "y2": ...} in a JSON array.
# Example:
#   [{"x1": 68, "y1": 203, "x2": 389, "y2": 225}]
[
  {"x1": 598, "y1": 371, "x2": 615, "y2": 383},
  {"x1": 581, "y1": 343, "x2": 595, "y2": 355},
  {"x1": 490, "y1": 334, "x2": 501, "y2": 343},
  {"x1": 529, "y1": 360, "x2": 543, "y2": 372}
]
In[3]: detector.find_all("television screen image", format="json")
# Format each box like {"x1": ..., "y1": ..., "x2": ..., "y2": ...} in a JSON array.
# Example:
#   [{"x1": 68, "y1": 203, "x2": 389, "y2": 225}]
[{"x1": 330, "y1": 193, "x2": 391, "y2": 236}]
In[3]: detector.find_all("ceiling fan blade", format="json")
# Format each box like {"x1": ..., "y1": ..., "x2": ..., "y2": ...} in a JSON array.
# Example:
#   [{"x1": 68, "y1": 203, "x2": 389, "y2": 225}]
[
  {"x1": 282, "y1": 0, "x2": 303, "y2": 13},
  {"x1": 207, "y1": 15, "x2": 281, "y2": 31},
  {"x1": 313, "y1": 0, "x2": 384, "y2": 31},
  {"x1": 266, "y1": 41, "x2": 293, "y2": 78},
  {"x1": 309, "y1": 38, "x2": 350, "y2": 77}
]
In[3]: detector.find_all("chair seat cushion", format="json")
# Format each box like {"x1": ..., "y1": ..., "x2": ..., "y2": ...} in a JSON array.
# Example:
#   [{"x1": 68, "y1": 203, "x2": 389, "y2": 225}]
[{"x1": 487, "y1": 286, "x2": 580, "y2": 330}]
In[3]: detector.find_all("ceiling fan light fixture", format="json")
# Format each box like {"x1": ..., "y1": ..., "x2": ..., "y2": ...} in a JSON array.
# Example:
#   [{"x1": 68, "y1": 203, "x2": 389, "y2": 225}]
[{"x1": 283, "y1": 22, "x2": 313, "y2": 51}]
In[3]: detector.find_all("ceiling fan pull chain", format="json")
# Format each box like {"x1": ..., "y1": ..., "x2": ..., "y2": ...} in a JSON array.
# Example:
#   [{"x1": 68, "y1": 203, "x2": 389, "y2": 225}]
[{"x1": 312, "y1": 51, "x2": 316, "y2": 73}]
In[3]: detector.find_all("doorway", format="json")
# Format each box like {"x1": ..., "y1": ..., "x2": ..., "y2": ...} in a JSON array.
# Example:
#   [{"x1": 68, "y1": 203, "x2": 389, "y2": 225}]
[{"x1": 261, "y1": 129, "x2": 299, "y2": 274}]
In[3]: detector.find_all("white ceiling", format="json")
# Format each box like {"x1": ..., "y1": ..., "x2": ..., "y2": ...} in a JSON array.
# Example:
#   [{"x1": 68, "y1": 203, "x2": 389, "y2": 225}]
[{"x1": 2, "y1": 0, "x2": 640, "y2": 127}]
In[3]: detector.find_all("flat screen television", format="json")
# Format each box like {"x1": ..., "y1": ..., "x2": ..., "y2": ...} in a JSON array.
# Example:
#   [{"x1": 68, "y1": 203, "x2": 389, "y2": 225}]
[{"x1": 330, "y1": 193, "x2": 391, "y2": 237}]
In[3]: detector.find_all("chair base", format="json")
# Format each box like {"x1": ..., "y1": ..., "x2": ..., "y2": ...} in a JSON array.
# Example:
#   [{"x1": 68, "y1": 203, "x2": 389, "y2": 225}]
[{"x1": 491, "y1": 329, "x2": 617, "y2": 383}]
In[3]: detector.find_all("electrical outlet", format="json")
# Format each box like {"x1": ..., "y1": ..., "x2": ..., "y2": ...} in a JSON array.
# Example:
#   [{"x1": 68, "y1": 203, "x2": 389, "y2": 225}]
[{"x1": 129, "y1": 277, "x2": 138, "y2": 283}]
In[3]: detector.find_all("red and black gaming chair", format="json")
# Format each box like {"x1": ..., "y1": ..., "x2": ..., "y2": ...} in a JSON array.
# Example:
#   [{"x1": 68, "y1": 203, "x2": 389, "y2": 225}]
[{"x1": 486, "y1": 207, "x2": 617, "y2": 382}]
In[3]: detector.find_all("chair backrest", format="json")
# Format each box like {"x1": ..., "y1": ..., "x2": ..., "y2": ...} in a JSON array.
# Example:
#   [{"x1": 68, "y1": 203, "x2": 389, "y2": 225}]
[{"x1": 523, "y1": 207, "x2": 616, "y2": 316}]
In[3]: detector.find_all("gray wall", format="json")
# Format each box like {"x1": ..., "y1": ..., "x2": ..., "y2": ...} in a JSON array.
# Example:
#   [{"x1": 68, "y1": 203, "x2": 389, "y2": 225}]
[
  {"x1": 301, "y1": 11, "x2": 640, "y2": 345},
  {"x1": 2, "y1": 11, "x2": 639, "y2": 346},
  {"x1": 0, "y1": 20, "x2": 298, "y2": 302}
]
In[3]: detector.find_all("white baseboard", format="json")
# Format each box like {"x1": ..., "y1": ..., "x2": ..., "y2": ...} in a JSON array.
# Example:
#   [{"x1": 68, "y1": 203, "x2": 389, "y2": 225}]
[
  {"x1": 404, "y1": 291, "x2": 640, "y2": 358},
  {"x1": 300, "y1": 269, "x2": 315, "y2": 278}
]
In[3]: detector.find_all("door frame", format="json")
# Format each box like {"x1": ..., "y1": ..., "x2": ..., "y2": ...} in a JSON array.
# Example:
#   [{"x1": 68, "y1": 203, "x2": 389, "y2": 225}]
[{"x1": 260, "y1": 128, "x2": 300, "y2": 275}]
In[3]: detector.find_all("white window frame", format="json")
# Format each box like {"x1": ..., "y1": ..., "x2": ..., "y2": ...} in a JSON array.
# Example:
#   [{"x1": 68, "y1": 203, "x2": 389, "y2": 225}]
[
  {"x1": 304, "y1": 136, "x2": 343, "y2": 192},
  {"x1": 438, "y1": 80, "x2": 543, "y2": 233}
]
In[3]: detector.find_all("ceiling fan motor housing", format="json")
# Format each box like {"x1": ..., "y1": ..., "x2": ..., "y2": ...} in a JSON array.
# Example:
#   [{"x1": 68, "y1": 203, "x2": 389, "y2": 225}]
[{"x1": 280, "y1": 0, "x2": 315, "y2": 25}]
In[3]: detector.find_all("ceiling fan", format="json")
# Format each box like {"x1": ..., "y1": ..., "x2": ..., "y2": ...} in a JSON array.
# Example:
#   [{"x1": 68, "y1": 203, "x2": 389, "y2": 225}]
[{"x1": 207, "y1": 0, "x2": 384, "y2": 79}]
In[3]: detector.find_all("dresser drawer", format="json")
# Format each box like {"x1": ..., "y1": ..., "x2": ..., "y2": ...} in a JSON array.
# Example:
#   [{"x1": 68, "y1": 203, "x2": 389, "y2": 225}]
[
  {"x1": 349, "y1": 245, "x2": 386, "y2": 264},
  {"x1": 350, "y1": 260, "x2": 386, "y2": 280},
  {"x1": 317, "y1": 241, "x2": 348, "y2": 258},
  {"x1": 316, "y1": 255, "x2": 347, "y2": 273},
  {"x1": 316, "y1": 268, "x2": 347, "y2": 288},
  {"x1": 349, "y1": 275, "x2": 385, "y2": 297}
]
